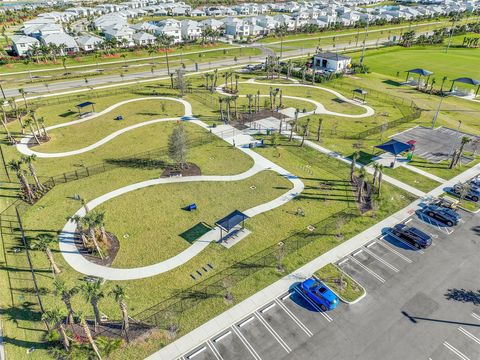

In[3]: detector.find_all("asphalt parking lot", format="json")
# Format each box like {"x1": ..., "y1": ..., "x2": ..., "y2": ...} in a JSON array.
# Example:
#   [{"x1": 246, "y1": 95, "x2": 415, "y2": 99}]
[
  {"x1": 180, "y1": 208, "x2": 480, "y2": 360},
  {"x1": 392, "y1": 126, "x2": 479, "y2": 164}
]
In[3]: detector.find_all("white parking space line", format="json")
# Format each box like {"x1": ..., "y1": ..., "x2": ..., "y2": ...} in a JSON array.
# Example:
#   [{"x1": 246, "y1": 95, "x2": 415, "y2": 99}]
[
  {"x1": 349, "y1": 255, "x2": 385, "y2": 283},
  {"x1": 260, "y1": 303, "x2": 276, "y2": 313},
  {"x1": 471, "y1": 313, "x2": 480, "y2": 322},
  {"x1": 231, "y1": 325, "x2": 262, "y2": 360},
  {"x1": 352, "y1": 249, "x2": 363, "y2": 257},
  {"x1": 281, "y1": 292, "x2": 291, "y2": 301},
  {"x1": 338, "y1": 258, "x2": 349, "y2": 266},
  {"x1": 207, "y1": 340, "x2": 224, "y2": 360},
  {"x1": 275, "y1": 298, "x2": 313, "y2": 337},
  {"x1": 385, "y1": 231, "x2": 425, "y2": 254},
  {"x1": 238, "y1": 316, "x2": 255, "y2": 328},
  {"x1": 443, "y1": 341, "x2": 471, "y2": 360},
  {"x1": 254, "y1": 312, "x2": 291, "y2": 353},
  {"x1": 405, "y1": 219, "x2": 413, "y2": 224},
  {"x1": 293, "y1": 286, "x2": 333, "y2": 322},
  {"x1": 213, "y1": 331, "x2": 232, "y2": 343},
  {"x1": 458, "y1": 327, "x2": 480, "y2": 345},
  {"x1": 186, "y1": 346, "x2": 207, "y2": 359},
  {"x1": 376, "y1": 240, "x2": 413, "y2": 263},
  {"x1": 363, "y1": 247, "x2": 399, "y2": 272}
]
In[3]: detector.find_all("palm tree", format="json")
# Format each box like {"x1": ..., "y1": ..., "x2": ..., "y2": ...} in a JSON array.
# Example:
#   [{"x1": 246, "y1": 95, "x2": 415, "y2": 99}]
[
  {"x1": 377, "y1": 165, "x2": 384, "y2": 194},
  {"x1": 83, "y1": 212, "x2": 104, "y2": 259},
  {"x1": 357, "y1": 167, "x2": 367, "y2": 203},
  {"x1": 77, "y1": 311, "x2": 102, "y2": 360},
  {"x1": 439, "y1": 76, "x2": 448, "y2": 94},
  {"x1": 450, "y1": 136, "x2": 472, "y2": 168},
  {"x1": 218, "y1": 97, "x2": 224, "y2": 121},
  {"x1": 61, "y1": 57, "x2": 67, "y2": 72},
  {"x1": 316, "y1": 118, "x2": 323, "y2": 141},
  {"x1": 68, "y1": 214, "x2": 89, "y2": 248},
  {"x1": 109, "y1": 285, "x2": 130, "y2": 341},
  {"x1": 246, "y1": 94, "x2": 253, "y2": 114},
  {"x1": 21, "y1": 154, "x2": 44, "y2": 191},
  {"x1": 18, "y1": 88, "x2": 28, "y2": 110},
  {"x1": 350, "y1": 151, "x2": 360, "y2": 182},
  {"x1": 31, "y1": 234, "x2": 61, "y2": 275},
  {"x1": 155, "y1": 33, "x2": 174, "y2": 76},
  {"x1": 80, "y1": 279, "x2": 104, "y2": 330},
  {"x1": 235, "y1": 74, "x2": 240, "y2": 93},
  {"x1": 300, "y1": 118, "x2": 310, "y2": 147},
  {"x1": 37, "y1": 117, "x2": 48, "y2": 139},
  {"x1": 30, "y1": 111, "x2": 42, "y2": 136},
  {"x1": 53, "y1": 279, "x2": 78, "y2": 325},
  {"x1": 8, "y1": 160, "x2": 34, "y2": 200},
  {"x1": 8, "y1": 98, "x2": 23, "y2": 129},
  {"x1": 25, "y1": 118, "x2": 40, "y2": 145},
  {"x1": 42, "y1": 308, "x2": 70, "y2": 351},
  {"x1": 372, "y1": 162, "x2": 381, "y2": 189},
  {"x1": 1, "y1": 104, "x2": 14, "y2": 143}
]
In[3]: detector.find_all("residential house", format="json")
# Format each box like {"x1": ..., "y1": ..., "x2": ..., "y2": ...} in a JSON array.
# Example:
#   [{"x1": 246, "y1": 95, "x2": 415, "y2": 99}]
[
  {"x1": 133, "y1": 31, "x2": 156, "y2": 46},
  {"x1": 76, "y1": 34, "x2": 104, "y2": 51},
  {"x1": 312, "y1": 52, "x2": 351, "y2": 73},
  {"x1": 154, "y1": 19, "x2": 182, "y2": 43},
  {"x1": 41, "y1": 33, "x2": 79, "y2": 54},
  {"x1": 10, "y1": 35, "x2": 40, "y2": 56},
  {"x1": 103, "y1": 25, "x2": 135, "y2": 46},
  {"x1": 180, "y1": 20, "x2": 202, "y2": 41}
]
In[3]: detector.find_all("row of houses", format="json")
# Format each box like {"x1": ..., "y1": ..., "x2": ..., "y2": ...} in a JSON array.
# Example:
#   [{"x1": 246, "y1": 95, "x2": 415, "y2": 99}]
[{"x1": 9, "y1": 0, "x2": 480, "y2": 56}]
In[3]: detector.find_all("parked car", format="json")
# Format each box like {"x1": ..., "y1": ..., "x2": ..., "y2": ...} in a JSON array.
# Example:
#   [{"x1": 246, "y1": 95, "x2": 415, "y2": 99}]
[
  {"x1": 391, "y1": 224, "x2": 432, "y2": 249},
  {"x1": 300, "y1": 278, "x2": 339, "y2": 311},
  {"x1": 452, "y1": 183, "x2": 480, "y2": 202},
  {"x1": 422, "y1": 204, "x2": 461, "y2": 226},
  {"x1": 470, "y1": 176, "x2": 480, "y2": 187}
]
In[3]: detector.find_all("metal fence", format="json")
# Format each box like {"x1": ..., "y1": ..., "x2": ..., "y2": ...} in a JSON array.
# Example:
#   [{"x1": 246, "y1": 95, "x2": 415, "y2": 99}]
[{"x1": 134, "y1": 208, "x2": 357, "y2": 328}]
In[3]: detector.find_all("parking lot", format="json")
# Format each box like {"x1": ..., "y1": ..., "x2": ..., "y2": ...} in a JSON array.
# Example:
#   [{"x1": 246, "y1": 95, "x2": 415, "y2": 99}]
[
  {"x1": 180, "y1": 208, "x2": 480, "y2": 360},
  {"x1": 392, "y1": 126, "x2": 479, "y2": 164}
]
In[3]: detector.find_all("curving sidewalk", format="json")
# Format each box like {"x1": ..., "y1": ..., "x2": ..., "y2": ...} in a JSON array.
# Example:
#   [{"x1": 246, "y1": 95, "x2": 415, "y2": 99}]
[
  {"x1": 16, "y1": 97, "x2": 192, "y2": 158},
  {"x1": 219, "y1": 80, "x2": 374, "y2": 118},
  {"x1": 59, "y1": 150, "x2": 304, "y2": 281}
]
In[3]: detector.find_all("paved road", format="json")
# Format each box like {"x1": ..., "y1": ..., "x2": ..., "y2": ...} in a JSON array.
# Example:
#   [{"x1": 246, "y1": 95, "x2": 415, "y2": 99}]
[
  {"x1": 179, "y1": 208, "x2": 480, "y2": 360},
  {"x1": 1, "y1": 39, "x2": 385, "y2": 99}
]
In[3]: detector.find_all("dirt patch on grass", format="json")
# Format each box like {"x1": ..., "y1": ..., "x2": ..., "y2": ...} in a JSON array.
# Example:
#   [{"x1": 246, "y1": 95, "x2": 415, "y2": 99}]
[
  {"x1": 74, "y1": 231, "x2": 120, "y2": 267},
  {"x1": 160, "y1": 163, "x2": 201, "y2": 178}
]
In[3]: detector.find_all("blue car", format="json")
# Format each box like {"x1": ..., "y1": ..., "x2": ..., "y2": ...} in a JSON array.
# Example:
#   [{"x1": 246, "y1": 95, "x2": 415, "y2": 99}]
[
  {"x1": 423, "y1": 204, "x2": 461, "y2": 226},
  {"x1": 300, "y1": 278, "x2": 339, "y2": 311}
]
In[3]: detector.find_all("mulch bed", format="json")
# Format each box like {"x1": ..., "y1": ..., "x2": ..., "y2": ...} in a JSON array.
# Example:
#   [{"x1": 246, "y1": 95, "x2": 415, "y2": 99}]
[
  {"x1": 160, "y1": 163, "x2": 201, "y2": 178},
  {"x1": 67, "y1": 319, "x2": 153, "y2": 343},
  {"x1": 26, "y1": 136, "x2": 51, "y2": 148},
  {"x1": 74, "y1": 231, "x2": 120, "y2": 267}
]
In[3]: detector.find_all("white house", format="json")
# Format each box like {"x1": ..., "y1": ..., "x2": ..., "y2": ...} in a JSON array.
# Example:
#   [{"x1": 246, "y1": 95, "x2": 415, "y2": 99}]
[
  {"x1": 312, "y1": 52, "x2": 351, "y2": 73},
  {"x1": 154, "y1": 20, "x2": 182, "y2": 43},
  {"x1": 103, "y1": 25, "x2": 135, "y2": 46},
  {"x1": 11, "y1": 35, "x2": 40, "y2": 56},
  {"x1": 41, "y1": 33, "x2": 79, "y2": 54},
  {"x1": 190, "y1": 9, "x2": 206, "y2": 17},
  {"x1": 76, "y1": 35, "x2": 104, "y2": 51},
  {"x1": 132, "y1": 31, "x2": 156, "y2": 46},
  {"x1": 199, "y1": 18, "x2": 224, "y2": 31},
  {"x1": 180, "y1": 20, "x2": 202, "y2": 41}
]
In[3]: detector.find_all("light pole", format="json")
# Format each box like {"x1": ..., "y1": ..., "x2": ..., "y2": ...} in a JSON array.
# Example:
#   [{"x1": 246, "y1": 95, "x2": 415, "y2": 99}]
[
  {"x1": 431, "y1": 95, "x2": 444, "y2": 129},
  {"x1": 449, "y1": 120, "x2": 462, "y2": 155},
  {"x1": 445, "y1": 17, "x2": 456, "y2": 53},
  {"x1": 0, "y1": 81, "x2": 6, "y2": 100},
  {"x1": 360, "y1": 18, "x2": 369, "y2": 65}
]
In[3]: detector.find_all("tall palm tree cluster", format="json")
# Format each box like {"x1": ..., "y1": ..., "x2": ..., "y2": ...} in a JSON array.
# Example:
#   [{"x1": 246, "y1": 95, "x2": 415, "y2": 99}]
[
  {"x1": 8, "y1": 155, "x2": 49, "y2": 203},
  {"x1": 200, "y1": 26, "x2": 221, "y2": 45},
  {"x1": 69, "y1": 210, "x2": 110, "y2": 260},
  {"x1": 26, "y1": 43, "x2": 68, "y2": 63},
  {"x1": 222, "y1": 71, "x2": 240, "y2": 94},
  {"x1": 350, "y1": 151, "x2": 384, "y2": 207},
  {"x1": 203, "y1": 69, "x2": 219, "y2": 92},
  {"x1": 1, "y1": 91, "x2": 49, "y2": 145},
  {"x1": 42, "y1": 277, "x2": 131, "y2": 359},
  {"x1": 449, "y1": 136, "x2": 471, "y2": 169}
]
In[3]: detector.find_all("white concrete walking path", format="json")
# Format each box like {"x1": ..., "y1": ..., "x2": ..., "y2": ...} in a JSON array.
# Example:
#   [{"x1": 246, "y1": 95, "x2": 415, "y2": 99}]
[
  {"x1": 150, "y1": 160, "x2": 480, "y2": 360},
  {"x1": 217, "y1": 80, "x2": 375, "y2": 119},
  {"x1": 55, "y1": 111, "x2": 304, "y2": 280},
  {"x1": 16, "y1": 97, "x2": 193, "y2": 158}
]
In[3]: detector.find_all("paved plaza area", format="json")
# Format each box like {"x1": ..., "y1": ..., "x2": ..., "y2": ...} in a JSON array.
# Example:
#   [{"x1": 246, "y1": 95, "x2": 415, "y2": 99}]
[{"x1": 392, "y1": 126, "x2": 479, "y2": 164}]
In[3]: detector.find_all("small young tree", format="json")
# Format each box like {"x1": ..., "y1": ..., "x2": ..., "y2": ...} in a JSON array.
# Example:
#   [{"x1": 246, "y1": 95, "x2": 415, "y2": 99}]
[
  {"x1": 77, "y1": 311, "x2": 102, "y2": 360},
  {"x1": 53, "y1": 279, "x2": 78, "y2": 325},
  {"x1": 31, "y1": 234, "x2": 61, "y2": 275},
  {"x1": 42, "y1": 308, "x2": 70, "y2": 351},
  {"x1": 109, "y1": 285, "x2": 130, "y2": 342},
  {"x1": 168, "y1": 123, "x2": 188, "y2": 169},
  {"x1": 80, "y1": 279, "x2": 105, "y2": 331}
]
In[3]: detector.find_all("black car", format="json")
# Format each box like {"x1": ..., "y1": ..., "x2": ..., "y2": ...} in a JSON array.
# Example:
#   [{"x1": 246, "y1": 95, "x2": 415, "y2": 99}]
[
  {"x1": 422, "y1": 204, "x2": 461, "y2": 226},
  {"x1": 391, "y1": 224, "x2": 432, "y2": 249}
]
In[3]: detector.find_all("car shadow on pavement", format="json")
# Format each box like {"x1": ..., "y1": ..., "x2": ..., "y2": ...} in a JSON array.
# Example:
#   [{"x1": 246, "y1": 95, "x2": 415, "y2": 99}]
[{"x1": 287, "y1": 283, "x2": 321, "y2": 313}]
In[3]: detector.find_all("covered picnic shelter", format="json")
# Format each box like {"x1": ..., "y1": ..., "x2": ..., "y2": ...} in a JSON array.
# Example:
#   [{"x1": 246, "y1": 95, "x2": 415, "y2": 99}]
[
  {"x1": 215, "y1": 210, "x2": 249, "y2": 241},
  {"x1": 405, "y1": 68, "x2": 433, "y2": 86},
  {"x1": 76, "y1": 101, "x2": 96, "y2": 117},
  {"x1": 375, "y1": 139, "x2": 411, "y2": 166},
  {"x1": 352, "y1": 88, "x2": 368, "y2": 102},
  {"x1": 449, "y1": 77, "x2": 480, "y2": 97}
]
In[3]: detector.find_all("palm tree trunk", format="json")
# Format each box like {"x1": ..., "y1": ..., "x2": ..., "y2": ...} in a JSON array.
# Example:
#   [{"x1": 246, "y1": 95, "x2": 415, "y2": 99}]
[
  {"x1": 28, "y1": 163, "x2": 44, "y2": 190},
  {"x1": 19, "y1": 172, "x2": 35, "y2": 199},
  {"x1": 120, "y1": 301, "x2": 129, "y2": 341},
  {"x1": 89, "y1": 228, "x2": 104, "y2": 259},
  {"x1": 378, "y1": 172, "x2": 383, "y2": 194},
  {"x1": 58, "y1": 323, "x2": 70, "y2": 351},
  {"x1": 45, "y1": 247, "x2": 61, "y2": 275},
  {"x1": 29, "y1": 124, "x2": 41, "y2": 144},
  {"x1": 64, "y1": 297, "x2": 75, "y2": 325},
  {"x1": 81, "y1": 320, "x2": 102, "y2": 360},
  {"x1": 92, "y1": 299, "x2": 102, "y2": 328}
]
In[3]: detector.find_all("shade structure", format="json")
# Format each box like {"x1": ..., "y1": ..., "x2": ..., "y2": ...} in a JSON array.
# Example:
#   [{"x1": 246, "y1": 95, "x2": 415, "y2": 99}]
[
  {"x1": 405, "y1": 68, "x2": 433, "y2": 76},
  {"x1": 449, "y1": 77, "x2": 480, "y2": 97},
  {"x1": 215, "y1": 210, "x2": 249, "y2": 232},
  {"x1": 76, "y1": 101, "x2": 95, "y2": 108},
  {"x1": 375, "y1": 139, "x2": 411, "y2": 155}
]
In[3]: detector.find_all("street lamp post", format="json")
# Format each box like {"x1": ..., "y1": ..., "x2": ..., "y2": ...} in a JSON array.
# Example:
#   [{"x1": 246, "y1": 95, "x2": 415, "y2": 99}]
[
  {"x1": 431, "y1": 95, "x2": 444, "y2": 129},
  {"x1": 360, "y1": 18, "x2": 370, "y2": 65}
]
